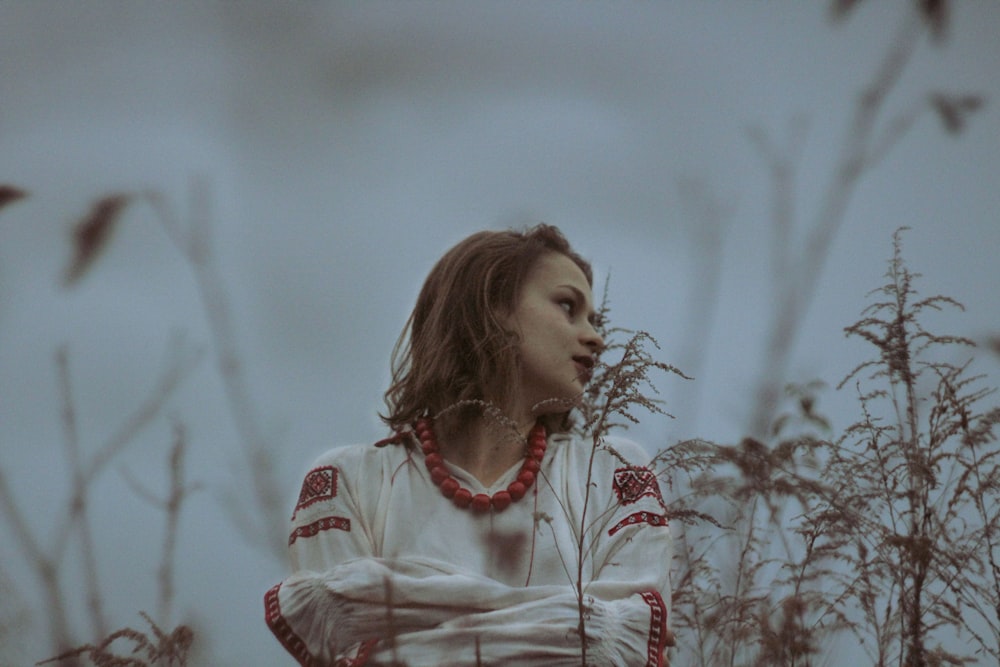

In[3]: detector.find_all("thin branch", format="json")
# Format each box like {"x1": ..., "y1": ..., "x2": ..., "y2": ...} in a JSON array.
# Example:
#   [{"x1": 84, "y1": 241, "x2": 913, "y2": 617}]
[
  {"x1": 119, "y1": 419, "x2": 201, "y2": 627},
  {"x1": 81, "y1": 334, "x2": 201, "y2": 487},
  {"x1": 0, "y1": 469, "x2": 77, "y2": 661},
  {"x1": 158, "y1": 422, "x2": 195, "y2": 627},
  {"x1": 145, "y1": 183, "x2": 286, "y2": 561},
  {"x1": 747, "y1": 6, "x2": 926, "y2": 439},
  {"x1": 56, "y1": 346, "x2": 108, "y2": 639}
]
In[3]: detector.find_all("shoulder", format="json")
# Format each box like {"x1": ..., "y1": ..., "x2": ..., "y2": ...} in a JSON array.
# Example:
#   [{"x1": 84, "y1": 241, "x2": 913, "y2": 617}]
[
  {"x1": 551, "y1": 432, "x2": 653, "y2": 469},
  {"x1": 603, "y1": 437, "x2": 666, "y2": 509},
  {"x1": 292, "y1": 439, "x2": 413, "y2": 511},
  {"x1": 550, "y1": 432, "x2": 659, "y2": 485},
  {"x1": 598, "y1": 434, "x2": 654, "y2": 468},
  {"x1": 551, "y1": 432, "x2": 666, "y2": 507}
]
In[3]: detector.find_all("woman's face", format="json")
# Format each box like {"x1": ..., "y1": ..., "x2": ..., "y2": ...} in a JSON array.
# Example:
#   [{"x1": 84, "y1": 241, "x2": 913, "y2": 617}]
[{"x1": 506, "y1": 252, "x2": 604, "y2": 420}]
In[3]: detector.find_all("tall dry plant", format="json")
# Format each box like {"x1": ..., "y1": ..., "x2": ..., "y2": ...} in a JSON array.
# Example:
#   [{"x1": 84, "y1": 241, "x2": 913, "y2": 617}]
[
  {"x1": 0, "y1": 343, "x2": 198, "y2": 665},
  {"x1": 37, "y1": 612, "x2": 193, "y2": 667},
  {"x1": 665, "y1": 229, "x2": 998, "y2": 666},
  {"x1": 665, "y1": 397, "x2": 838, "y2": 667},
  {"x1": 744, "y1": 0, "x2": 985, "y2": 439},
  {"x1": 0, "y1": 188, "x2": 200, "y2": 664},
  {"x1": 825, "y1": 228, "x2": 999, "y2": 664},
  {"x1": 143, "y1": 184, "x2": 289, "y2": 562},
  {"x1": 60, "y1": 184, "x2": 289, "y2": 563}
]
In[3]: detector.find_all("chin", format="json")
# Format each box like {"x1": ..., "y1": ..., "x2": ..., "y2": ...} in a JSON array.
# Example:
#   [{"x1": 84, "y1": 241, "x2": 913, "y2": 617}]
[{"x1": 537, "y1": 411, "x2": 573, "y2": 434}]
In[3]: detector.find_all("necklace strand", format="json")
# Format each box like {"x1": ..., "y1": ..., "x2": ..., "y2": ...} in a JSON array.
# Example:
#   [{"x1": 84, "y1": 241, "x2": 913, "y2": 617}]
[{"x1": 414, "y1": 418, "x2": 547, "y2": 512}]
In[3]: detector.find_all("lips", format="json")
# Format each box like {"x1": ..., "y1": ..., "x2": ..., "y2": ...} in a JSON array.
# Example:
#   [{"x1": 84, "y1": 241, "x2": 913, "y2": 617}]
[{"x1": 573, "y1": 356, "x2": 595, "y2": 384}]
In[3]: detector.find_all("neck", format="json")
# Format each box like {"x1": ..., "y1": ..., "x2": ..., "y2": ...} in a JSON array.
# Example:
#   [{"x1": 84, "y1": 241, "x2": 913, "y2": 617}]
[{"x1": 436, "y1": 413, "x2": 535, "y2": 487}]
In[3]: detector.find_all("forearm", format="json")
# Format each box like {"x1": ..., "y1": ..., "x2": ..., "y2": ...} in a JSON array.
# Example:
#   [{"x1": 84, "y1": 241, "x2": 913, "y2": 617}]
[
  {"x1": 269, "y1": 559, "x2": 667, "y2": 667},
  {"x1": 366, "y1": 589, "x2": 668, "y2": 667}
]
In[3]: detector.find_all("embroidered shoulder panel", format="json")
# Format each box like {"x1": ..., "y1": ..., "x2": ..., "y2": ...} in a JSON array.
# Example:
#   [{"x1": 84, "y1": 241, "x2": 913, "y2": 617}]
[
  {"x1": 293, "y1": 466, "x2": 338, "y2": 519},
  {"x1": 612, "y1": 466, "x2": 662, "y2": 506}
]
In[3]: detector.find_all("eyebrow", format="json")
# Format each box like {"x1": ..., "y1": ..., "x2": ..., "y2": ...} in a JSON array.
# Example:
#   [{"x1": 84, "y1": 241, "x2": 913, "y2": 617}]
[{"x1": 560, "y1": 284, "x2": 599, "y2": 326}]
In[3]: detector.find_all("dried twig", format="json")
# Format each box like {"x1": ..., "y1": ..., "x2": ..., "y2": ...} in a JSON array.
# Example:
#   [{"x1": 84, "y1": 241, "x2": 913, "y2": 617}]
[
  {"x1": 0, "y1": 337, "x2": 198, "y2": 662},
  {"x1": 121, "y1": 421, "x2": 202, "y2": 627},
  {"x1": 747, "y1": 3, "x2": 964, "y2": 439},
  {"x1": 143, "y1": 183, "x2": 286, "y2": 561}
]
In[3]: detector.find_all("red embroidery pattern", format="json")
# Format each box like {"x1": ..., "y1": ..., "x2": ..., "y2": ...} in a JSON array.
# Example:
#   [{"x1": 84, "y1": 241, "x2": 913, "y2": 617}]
[
  {"x1": 640, "y1": 590, "x2": 669, "y2": 667},
  {"x1": 293, "y1": 466, "x2": 338, "y2": 518},
  {"x1": 265, "y1": 583, "x2": 376, "y2": 666},
  {"x1": 265, "y1": 583, "x2": 316, "y2": 667},
  {"x1": 289, "y1": 516, "x2": 351, "y2": 545},
  {"x1": 613, "y1": 466, "x2": 662, "y2": 505},
  {"x1": 337, "y1": 639, "x2": 378, "y2": 667},
  {"x1": 608, "y1": 511, "x2": 668, "y2": 536}
]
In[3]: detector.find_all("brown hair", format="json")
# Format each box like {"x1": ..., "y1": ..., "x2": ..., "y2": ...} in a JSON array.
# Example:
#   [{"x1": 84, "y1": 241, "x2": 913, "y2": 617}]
[{"x1": 382, "y1": 224, "x2": 592, "y2": 433}]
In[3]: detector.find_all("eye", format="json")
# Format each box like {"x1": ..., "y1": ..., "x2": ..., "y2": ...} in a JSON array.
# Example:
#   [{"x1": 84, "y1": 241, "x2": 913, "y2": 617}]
[{"x1": 557, "y1": 298, "x2": 575, "y2": 316}]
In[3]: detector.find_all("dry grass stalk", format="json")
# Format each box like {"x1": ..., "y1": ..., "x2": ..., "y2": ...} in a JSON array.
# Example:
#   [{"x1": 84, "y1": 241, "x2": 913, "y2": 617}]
[
  {"x1": 0, "y1": 338, "x2": 197, "y2": 663},
  {"x1": 667, "y1": 229, "x2": 998, "y2": 666},
  {"x1": 36, "y1": 612, "x2": 193, "y2": 667},
  {"x1": 746, "y1": 0, "x2": 985, "y2": 440},
  {"x1": 143, "y1": 184, "x2": 288, "y2": 562}
]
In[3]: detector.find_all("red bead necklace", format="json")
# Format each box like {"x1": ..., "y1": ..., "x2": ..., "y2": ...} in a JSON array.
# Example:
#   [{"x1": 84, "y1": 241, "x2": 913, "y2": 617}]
[{"x1": 414, "y1": 417, "x2": 547, "y2": 512}]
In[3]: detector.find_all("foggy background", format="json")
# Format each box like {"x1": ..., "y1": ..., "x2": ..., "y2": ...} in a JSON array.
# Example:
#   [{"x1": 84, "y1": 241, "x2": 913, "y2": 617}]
[{"x1": 1, "y1": 1, "x2": 998, "y2": 664}]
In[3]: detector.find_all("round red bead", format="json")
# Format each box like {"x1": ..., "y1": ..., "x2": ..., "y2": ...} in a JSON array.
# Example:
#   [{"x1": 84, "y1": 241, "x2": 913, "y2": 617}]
[
  {"x1": 430, "y1": 466, "x2": 451, "y2": 484},
  {"x1": 471, "y1": 493, "x2": 491, "y2": 512},
  {"x1": 439, "y1": 477, "x2": 460, "y2": 498},
  {"x1": 491, "y1": 491, "x2": 512, "y2": 511},
  {"x1": 416, "y1": 418, "x2": 546, "y2": 512},
  {"x1": 453, "y1": 488, "x2": 472, "y2": 508}
]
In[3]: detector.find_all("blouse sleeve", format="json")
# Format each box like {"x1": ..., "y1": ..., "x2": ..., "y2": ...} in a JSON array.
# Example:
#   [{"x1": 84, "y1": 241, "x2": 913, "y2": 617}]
[{"x1": 264, "y1": 446, "x2": 383, "y2": 666}]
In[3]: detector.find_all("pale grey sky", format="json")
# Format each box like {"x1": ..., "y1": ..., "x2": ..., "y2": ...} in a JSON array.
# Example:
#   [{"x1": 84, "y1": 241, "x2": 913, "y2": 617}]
[{"x1": 1, "y1": 2, "x2": 998, "y2": 664}]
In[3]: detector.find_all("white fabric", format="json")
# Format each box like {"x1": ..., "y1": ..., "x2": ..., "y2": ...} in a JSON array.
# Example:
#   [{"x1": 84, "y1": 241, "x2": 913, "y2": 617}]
[{"x1": 265, "y1": 432, "x2": 672, "y2": 666}]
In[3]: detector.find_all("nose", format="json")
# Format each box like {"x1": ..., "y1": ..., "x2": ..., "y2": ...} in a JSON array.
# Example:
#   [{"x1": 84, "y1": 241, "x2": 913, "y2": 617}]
[{"x1": 582, "y1": 321, "x2": 604, "y2": 354}]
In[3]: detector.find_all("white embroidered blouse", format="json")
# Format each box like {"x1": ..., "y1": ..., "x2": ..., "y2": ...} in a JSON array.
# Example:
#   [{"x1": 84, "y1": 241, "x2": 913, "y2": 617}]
[{"x1": 265, "y1": 431, "x2": 672, "y2": 666}]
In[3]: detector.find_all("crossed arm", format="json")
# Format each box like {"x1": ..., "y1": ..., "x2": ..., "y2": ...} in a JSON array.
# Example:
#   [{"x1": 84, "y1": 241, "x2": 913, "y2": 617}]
[{"x1": 267, "y1": 556, "x2": 671, "y2": 666}]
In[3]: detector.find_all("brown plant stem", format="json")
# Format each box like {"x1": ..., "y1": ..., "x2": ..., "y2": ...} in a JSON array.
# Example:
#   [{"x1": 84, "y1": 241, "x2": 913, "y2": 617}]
[
  {"x1": 748, "y1": 6, "x2": 924, "y2": 440},
  {"x1": 0, "y1": 338, "x2": 195, "y2": 663},
  {"x1": 157, "y1": 423, "x2": 194, "y2": 627},
  {"x1": 147, "y1": 183, "x2": 286, "y2": 561},
  {"x1": 0, "y1": 473, "x2": 77, "y2": 662},
  {"x1": 57, "y1": 346, "x2": 108, "y2": 640}
]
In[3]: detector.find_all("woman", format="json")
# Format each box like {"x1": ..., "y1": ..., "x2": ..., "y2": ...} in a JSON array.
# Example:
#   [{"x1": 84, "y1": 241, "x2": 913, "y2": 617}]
[{"x1": 265, "y1": 225, "x2": 673, "y2": 666}]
